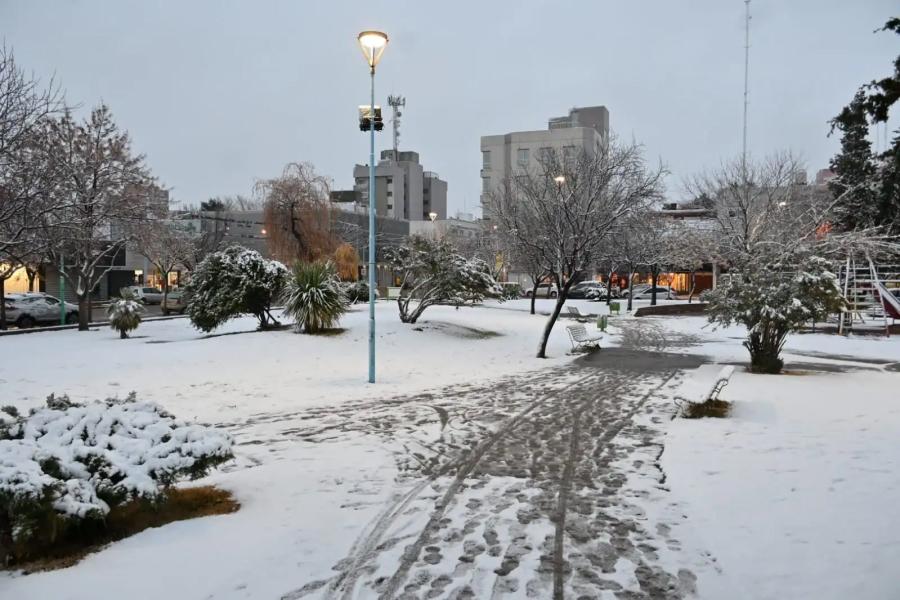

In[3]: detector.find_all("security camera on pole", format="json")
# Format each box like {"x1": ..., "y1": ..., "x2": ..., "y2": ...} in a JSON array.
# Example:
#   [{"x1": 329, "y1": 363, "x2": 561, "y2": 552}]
[{"x1": 357, "y1": 30, "x2": 388, "y2": 384}]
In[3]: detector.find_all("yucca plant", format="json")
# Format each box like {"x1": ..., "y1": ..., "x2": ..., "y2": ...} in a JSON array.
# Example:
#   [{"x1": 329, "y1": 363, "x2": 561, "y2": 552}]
[
  {"x1": 282, "y1": 261, "x2": 348, "y2": 333},
  {"x1": 107, "y1": 290, "x2": 144, "y2": 339}
]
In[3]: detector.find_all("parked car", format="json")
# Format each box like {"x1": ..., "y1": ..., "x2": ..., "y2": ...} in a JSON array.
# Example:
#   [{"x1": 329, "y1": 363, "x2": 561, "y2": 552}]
[
  {"x1": 525, "y1": 283, "x2": 559, "y2": 298},
  {"x1": 621, "y1": 284, "x2": 651, "y2": 298},
  {"x1": 121, "y1": 286, "x2": 164, "y2": 304},
  {"x1": 567, "y1": 281, "x2": 605, "y2": 299},
  {"x1": 3, "y1": 293, "x2": 79, "y2": 327},
  {"x1": 629, "y1": 286, "x2": 674, "y2": 301},
  {"x1": 161, "y1": 291, "x2": 187, "y2": 315}
]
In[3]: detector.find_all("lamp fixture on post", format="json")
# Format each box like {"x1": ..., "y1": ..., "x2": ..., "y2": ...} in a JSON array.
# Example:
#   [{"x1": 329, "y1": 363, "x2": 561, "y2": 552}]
[{"x1": 358, "y1": 29, "x2": 388, "y2": 384}]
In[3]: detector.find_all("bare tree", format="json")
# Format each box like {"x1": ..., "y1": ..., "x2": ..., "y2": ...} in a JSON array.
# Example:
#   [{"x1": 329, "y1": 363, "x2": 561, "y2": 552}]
[
  {"x1": 42, "y1": 105, "x2": 156, "y2": 330},
  {"x1": 135, "y1": 221, "x2": 194, "y2": 305},
  {"x1": 0, "y1": 45, "x2": 63, "y2": 328},
  {"x1": 492, "y1": 142, "x2": 665, "y2": 357},
  {"x1": 258, "y1": 162, "x2": 338, "y2": 264}
]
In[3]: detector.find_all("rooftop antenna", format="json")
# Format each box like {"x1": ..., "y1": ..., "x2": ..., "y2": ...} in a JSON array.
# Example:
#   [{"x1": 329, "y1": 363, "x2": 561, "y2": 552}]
[
  {"x1": 387, "y1": 94, "x2": 405, "y2": 155},
  {"x1": 742, "y1": 0, "x2": 751, "y2": 176}
]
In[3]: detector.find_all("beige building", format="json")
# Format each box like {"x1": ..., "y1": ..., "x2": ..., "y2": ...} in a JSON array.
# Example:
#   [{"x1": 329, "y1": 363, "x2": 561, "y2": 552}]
[
  {"x1": 353, "y1": 150, "x2": 447, "y2": 222},
  {"x1": 480, "y1": 105, "x2": 609, "y2": 220}
]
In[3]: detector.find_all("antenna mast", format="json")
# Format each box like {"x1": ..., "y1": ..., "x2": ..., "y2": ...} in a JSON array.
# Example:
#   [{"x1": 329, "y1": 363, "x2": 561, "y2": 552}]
[
  {"x1": 387, "y1": 94, "x2": 405, "y2": 155},
  {"x1": 742, "y1": 0, "x2": 751, "y2": 175}
]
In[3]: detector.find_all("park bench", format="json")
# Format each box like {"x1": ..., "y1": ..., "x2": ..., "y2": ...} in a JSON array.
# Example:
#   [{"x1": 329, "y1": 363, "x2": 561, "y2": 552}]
[
  {"x1": 566, "y1": 324, "x2": 603, "y2": 351},
  {"x1": 674, "y1": 365, "x2": 735, "y2": 407},
  {"x1": 565, "y1": 305, "x2": 592, "y2": 322}
]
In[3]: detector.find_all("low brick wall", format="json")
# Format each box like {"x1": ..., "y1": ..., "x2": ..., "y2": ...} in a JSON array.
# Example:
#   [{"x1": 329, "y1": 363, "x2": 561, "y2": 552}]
[{"x1": 634, "y1": 302, "x2": 708, "y2": 317}]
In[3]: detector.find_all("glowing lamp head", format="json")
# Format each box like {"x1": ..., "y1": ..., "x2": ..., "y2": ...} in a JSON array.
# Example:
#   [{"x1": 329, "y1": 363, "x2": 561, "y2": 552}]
[
  {"x1": 553, "y1": 175, "x2": 566, "y2": 185},
  {"x1": 358, "y1": 31, "x2": 389, "y2": 68},
  {"x1": 429, "y1": 212, "x2": 438, "y2": 222}
]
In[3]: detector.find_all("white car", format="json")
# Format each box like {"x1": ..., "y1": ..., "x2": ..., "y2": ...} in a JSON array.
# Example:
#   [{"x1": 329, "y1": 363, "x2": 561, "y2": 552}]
[
  {"x1": 629, "y1": 286, "x2": 674, "y2": 301},
  {"x1": 121, "y1": 286, "x2": 164, "y2": 304},
  {"x1": 3, "y1": 293, "x2": 79, "y2": 327},
  {"x1": 525, "y1": 283, "x2": 559, "y2": 298}
]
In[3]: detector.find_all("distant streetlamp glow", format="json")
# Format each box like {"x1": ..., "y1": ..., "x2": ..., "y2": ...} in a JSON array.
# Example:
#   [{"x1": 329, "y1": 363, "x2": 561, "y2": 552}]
[
  {"x1": 358, "y1": 29, "x2": 389, "y2": 384},
  {"x1": 260, "y1": 228, "x2": 267, "y2": 236},
  {"x1": 554, "y1": 175, "x2": 566, "y2": 185}
]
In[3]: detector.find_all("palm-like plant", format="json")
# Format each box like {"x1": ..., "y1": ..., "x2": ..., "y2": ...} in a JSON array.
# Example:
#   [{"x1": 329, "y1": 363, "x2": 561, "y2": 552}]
[
  {"x1": 107, "y1": 290, "x2": 144, "y2": 339},
  {"x1": 282, "y1": 261, "x2": 348, "y2": 333}
]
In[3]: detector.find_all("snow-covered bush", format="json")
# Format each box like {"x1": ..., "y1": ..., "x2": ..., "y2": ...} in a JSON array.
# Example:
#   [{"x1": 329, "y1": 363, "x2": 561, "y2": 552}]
[
  {"x1": 184, "y1": 245, "x2": 288, "y2": 332},
  {"x1": 281, "y1": 261, "x2": 348, "y2": 333},
  {"x1": 106, "y1": 291, "x2": 144, "y2": 338},
  {"x1": 342, "y1": 279, "x2": 371, "y2": 304},
  {"x1": 703, "y1": 256, "x2": 845, "y2": 373},
  {"x1": 385, "y1": 235, "x2": 501, "y2": 324},
  {"x1": 0, "y1": 394, "x2": 232, "y2": 560}
]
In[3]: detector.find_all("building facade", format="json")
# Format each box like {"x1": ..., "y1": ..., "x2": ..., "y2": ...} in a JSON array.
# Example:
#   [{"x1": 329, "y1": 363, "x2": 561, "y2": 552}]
[
  {"x1": 480, "y1": 105, "x2": 609, "y2": 220},
  {"x1": 352, "y1": 150, "x2": 447, "y2": 222}
]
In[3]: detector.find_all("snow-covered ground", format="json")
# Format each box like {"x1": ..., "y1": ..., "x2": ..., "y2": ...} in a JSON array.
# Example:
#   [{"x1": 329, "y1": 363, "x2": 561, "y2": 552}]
[{"x1": 1, "y1": 300, "x2": 898, "y2": 599}]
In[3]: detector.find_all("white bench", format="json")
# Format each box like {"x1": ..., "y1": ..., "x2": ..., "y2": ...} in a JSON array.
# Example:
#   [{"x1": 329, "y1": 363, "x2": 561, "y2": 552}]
[
  {"x1": 566, "y1": 305, "x2": 592, "y2": 322},
  {"x1": 675, "y1": 365, "x2": 735, "y2": 406},
  {"x1": 566, "y1": 324, "x2": 603, "y2": 351}
]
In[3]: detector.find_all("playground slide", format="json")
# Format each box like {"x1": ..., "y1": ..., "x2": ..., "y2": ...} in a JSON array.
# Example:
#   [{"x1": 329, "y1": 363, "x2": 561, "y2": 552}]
[{"x1": 875, "y1": 280, "x2": 900, "y2": 319}]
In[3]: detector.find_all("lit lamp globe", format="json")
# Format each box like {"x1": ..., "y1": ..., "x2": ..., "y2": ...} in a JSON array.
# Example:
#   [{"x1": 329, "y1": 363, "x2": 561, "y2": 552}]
[
  {"x1": 357, "y1": 31, "x2": 389, "y2": 69},
  {"x1": 429, "y1": 212, "x2": 438, "y2": 223}
]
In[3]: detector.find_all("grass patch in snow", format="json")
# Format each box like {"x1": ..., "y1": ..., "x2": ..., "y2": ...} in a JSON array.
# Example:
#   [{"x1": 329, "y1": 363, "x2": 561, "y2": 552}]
[
  {"x1": 8, "y1": 486, "x2": 239, "y2": 573},
  {"x1": 681, "y1": 399, "x2": 731, "y2": 419}
]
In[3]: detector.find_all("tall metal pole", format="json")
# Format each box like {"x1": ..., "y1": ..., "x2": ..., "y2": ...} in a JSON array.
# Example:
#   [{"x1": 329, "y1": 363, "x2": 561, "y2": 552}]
[
  {"x1": 59, "y1": 253, "x2": 66, "y2": 325},
  {"x1": 742, "y1": 0, "x2": 751, "y2": 176},
  {"x1": 368, "y1": 65, "x2": 377, "y2": 383}
]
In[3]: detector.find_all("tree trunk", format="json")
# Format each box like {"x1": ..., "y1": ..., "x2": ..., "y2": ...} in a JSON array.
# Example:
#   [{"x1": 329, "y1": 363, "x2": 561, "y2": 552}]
[
  {"x1": 744, "y1": 323, "x2": 787, "y2": 374},
  {"x1": 536, "y1": 276, "x2": 575, "y2": 358},
  {"x1": 688, "y1": 270, "x2": 696, "y2": 304},
  {"x1": 627, "y1": 270, "x2": 635, "y2": 312},
  {"x1": 120, "y1": 329, "x2": 127, "y2": 339},
  {"x1": 650, "y1": 265, "x2": 659, "y2": 306},
  {"x1": 78, "y1": 295, "x2": 90, "y2": 331},
  {"x1": 26, "y1": 268, "x2": 36, "y2": 292},
  {"x1": 605, "y1": 270, "x2": 614, "y2": 305},
  {"x1": 530, "y1": 280, "x2": 539, "y2": 315},
  {"x1": 0, "y1": 278, "x2": 6, "y2": 331}
]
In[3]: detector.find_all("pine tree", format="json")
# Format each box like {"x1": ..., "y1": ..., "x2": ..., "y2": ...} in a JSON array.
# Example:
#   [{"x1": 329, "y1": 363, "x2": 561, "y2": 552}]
[
  {"x1": 829, "y1": 18, "x2": 900, "y2": 233},
  {"x1": 829, "y1": 91, "x2": 879, "y2": 230}
]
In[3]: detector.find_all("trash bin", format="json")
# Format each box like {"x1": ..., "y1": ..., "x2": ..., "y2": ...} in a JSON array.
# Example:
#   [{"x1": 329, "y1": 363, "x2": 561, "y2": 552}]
[
  {"x1": 609, "y1": 301, "x2": 621, "y2": 315},
  {"x1": 596, "y1": 314, "x2": 608, "y2": 331}
]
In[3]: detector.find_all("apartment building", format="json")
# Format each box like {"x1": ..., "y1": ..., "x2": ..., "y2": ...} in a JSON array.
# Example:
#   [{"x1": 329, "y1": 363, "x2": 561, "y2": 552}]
[
  {"x1": 352, "y1": 150, "x2": 447, "y2": 221},
  {"x1": 479, "y1": 105, "x2": 609, "y2": 220}
]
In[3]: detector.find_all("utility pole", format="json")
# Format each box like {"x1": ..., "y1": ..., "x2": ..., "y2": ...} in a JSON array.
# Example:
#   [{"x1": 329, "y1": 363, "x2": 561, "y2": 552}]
[
  {"x1": 742, "y1": 0, "x2": 751, "y2": 177},
  {"x1": 387, "y1": 95, "x2": 405, "y2": 156}
]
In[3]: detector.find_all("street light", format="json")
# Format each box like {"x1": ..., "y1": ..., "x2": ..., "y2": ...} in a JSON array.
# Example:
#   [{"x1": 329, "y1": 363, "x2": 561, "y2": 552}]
[{"x1": 358, "y1": 29, "x2": 388, "y2": 384}]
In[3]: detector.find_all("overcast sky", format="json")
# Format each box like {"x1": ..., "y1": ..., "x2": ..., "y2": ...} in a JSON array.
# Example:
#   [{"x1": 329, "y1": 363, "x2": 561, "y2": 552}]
[{"x1": 3, "y1": 0, "x2": 898, "y2": 216}]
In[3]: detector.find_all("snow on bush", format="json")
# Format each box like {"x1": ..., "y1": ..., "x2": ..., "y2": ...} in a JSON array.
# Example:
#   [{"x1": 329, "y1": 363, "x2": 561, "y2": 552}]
[
  {"x1": 281, "y1": 261, "x2": 348, "y2": 334},
  {"x1": 703, "y1": 255, "x2": 845, "y2": 373},
  {"x1": 184, "y1": 245, "x2": 288, "y2": 332},
  {"x1": 0, "y1": 394, "x2": 232, "y2": 552},
  {"x1": 107, "y1": 293, "x2": 144, "y2": 339},
  {"x1": 342, "y1": 279, "x2": 371, "y2": 304},
  {"x1": 385, "y1": 235, "x2": 501, "y2": 324}
]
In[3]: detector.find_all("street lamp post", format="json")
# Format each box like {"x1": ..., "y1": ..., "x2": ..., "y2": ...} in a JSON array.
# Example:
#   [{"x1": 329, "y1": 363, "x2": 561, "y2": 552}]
[{"x1": 358, "y1": 30, "x2": 388, "y2": 384}]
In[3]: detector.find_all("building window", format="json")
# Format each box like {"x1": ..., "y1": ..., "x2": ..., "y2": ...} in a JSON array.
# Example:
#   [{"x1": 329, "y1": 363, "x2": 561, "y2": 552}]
[
  {"x1": 539, "y1": 147, "x2": 554, "y2": 163},
  {"x1": 482, "y1": 151, "x2": 491, "y2": 169},
  {"x1": 517, "y1": 148, "x2": 530, "y2": 167},
  {"x1": 387, "y1": 203, "x2": 393, "y2": 210},
  {"x1": 482, "y1": 177, "x2": 490, "y2": 193},
  {"x1": 386, "y1": 190, "x2": 392, "y2": 197},
  {"x1": 563, "y1": 145, "x2": 576, "y2": 164}
]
